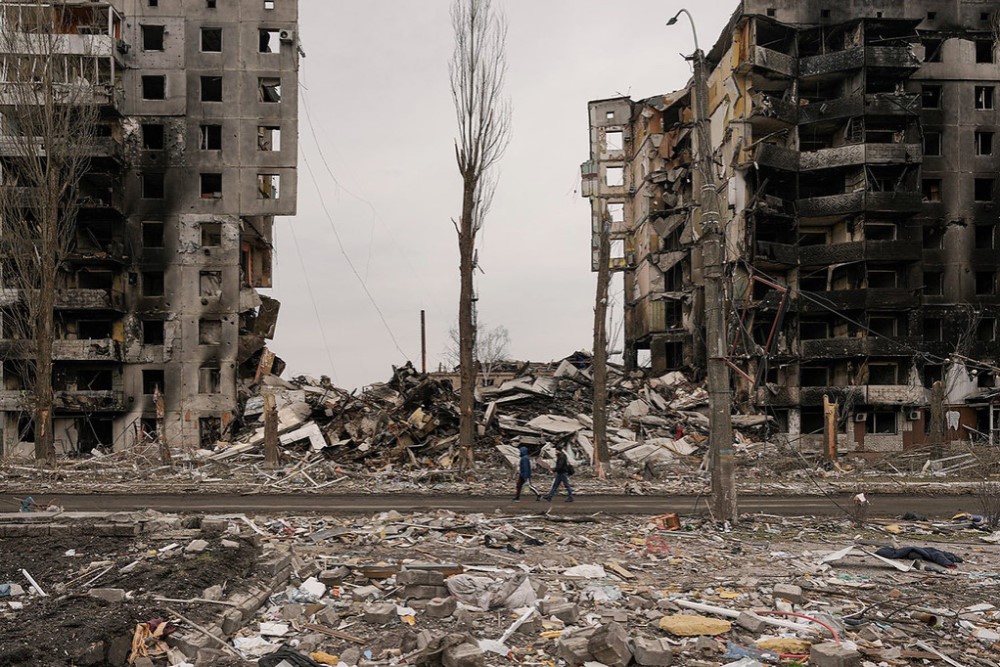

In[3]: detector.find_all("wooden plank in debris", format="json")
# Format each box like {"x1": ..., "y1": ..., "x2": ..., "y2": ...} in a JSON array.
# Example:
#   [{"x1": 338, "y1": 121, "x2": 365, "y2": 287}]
[
  {"x1": 302, "y1": 623, "x2": 366, "y2": 644},
  {"x1": 604, "y1": 561, "x2": 636, "y2": 580}
]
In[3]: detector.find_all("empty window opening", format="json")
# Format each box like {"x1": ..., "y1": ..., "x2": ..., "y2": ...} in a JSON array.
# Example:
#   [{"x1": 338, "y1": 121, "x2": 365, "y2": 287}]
[
  {"x1": 199, "y1": 318, "x2": 222, "y2": 344},
  {"x1": 605, "y1": 130, "x2": 623, "y2": 151},
  {"x1": 799, "y1": 320, "x2": 830, "y2": 340},
  {"x1": 865, "y1": 223, "x2": 896, "y2": 241},
  {"x1": 976, "y1": 86, "x2": 995, "y2": 110},
  {"x1": 257, "y1": 125, "x2": 281, "y2": 151},
  {"x1": 200, "y1": 271, "x2": 222, "y2": 297},
  {"x1": 207, "y1": 0, "x2": 217, "y2": 7},
  {"x1": 141, "y1": 25, "x2": 164, "y2": 51},
  {"x1": 200, "y1": 173, "x2": 223, "y2": 199},
  {"x1": 766, "y1": 8, "x2": 776, "y2": 17},
  {"x1": 148, "y1": 0, "x2": 158, "y2": 6},
  {"x1": 201, "y1": 222, "x2": 222, "y2": 247},
  {"x1": 976, "y1": 40, "x2": 994, "y2": 64},
  {"x1": 978, "y1": 372, "x2": 996, "y2": 388},
  {"x1": 78, "y1": 320, "x2": 112, "y2": 339},
  {"x1": 200, "y1": 124, "x2": 222, "y2": 150},
  {"x1": 78, "y1": 270, "x2": 112, "y2": 290},
  {"x1": 201, "y1": 27, "x2": 222, "y2": 52},
  {"x1": 976, "y1": 131, "x2": 994, "y2": 156},
  {"x1": 820, "y1": 9, "x2": 830, "y2": 19},
  {"x1": 141, "y1": 75, "x2": 165, "y2": 100},
  {"x1": 923, "y1": 226, "x2": 943, "y2": 249},
  {"x1": 923, "y1": 39, "x2": 943, "y2": 62},
  {"x1": 798, "y1": 231, "x2": 827, "y2": 246},
  {"x1": 610, "y1": 239, "x2": 625, "y2": 262},
  {"x1": 983, "y1": 12, "x2": 991, "y2": 22},
  {"x1": 923, "y1": 131, "x2": 941, "y2": 156},
  {"x1": 142, "y1": 271, "x2": 164, "y2": 297},
  {"x1": 976, "y1": 271, "x2": 996, "y2": 295},
  {"x1": 867, "y1": 410, "x2": 897, "y2": 434},
  {"x1": 868, "y1": 316, "x2": 898, "y2": 337},
  {"x1": 922, "y1": 178, "x2": 942, "y2": 202},
  {"x1": 800, "y1": 407, "x2": 824, "y2": 435},
  {"x1": 976, "y1": 225, "x2": 995, "y2": 249},
  {"x1": 259, "y1": 29, "x2": 280, "y2": 53},
  {"x1": 927, "y1": 11, "x2": 936, "y2": 20},
  {"x1": 142, "y1": 123, "x2": 164, "y2": 150},
  {"x1": 258, "y1": 77, "x2": 281, "y2": 103},
  {"x1": 142, "y1": 369, "x2": 165, "y2": 395},
  {"x1": 143, "y1": 320, "x2": 164, "y2": 345},
  {"x1": 605, "y1": 166, "x2": 624, "y2": 187},
  {"x1": 142, "y1": 221, "x2": 164, "y2": 248},
  {"x1": 141, "y1": 173, "x2": 165, "y2": 199},
  {"x1": 977, "y1": 317, "x2": 996, "y2": 341},
  {"x1": 198, "y1": 366, "x2": 221, "y2": 394},
  {"x1": 975, "y1": 178, "x2": 995, "y2": 202},
  {"x1": 867, "y1": 270, "x2": 897, "y2": 289},
  {"x1": 201, "y1": 76, "x2": 223, "y2": 102},
  {"x1": 876, "y1": 11, "x2": 883, "y2": 18},
  {"x1": 605, "y1": 110, "x2": 615, "y2": 121},
  {"x1": 199, "y1": 416, "x2": 222, "y2": 446},
  {"x1": 77, "y1": 369, "x2": 112, "y2": 392},
  {"x1": 869, "y1": 364, "x2": 899, "y2": 385},
  {"x1": 924, "y1": 271, "x2": 944, "y2": 296},
  {"x1": 257, "y1": 174, "x2": 280, "y2": 199},
  {"x1": 800, "y1": 366, "x2": 829, "y2": 386},
  {"x1": 264, "y1": 0, "x2": 275, "y2": 8},
  {"x1": 924, "y1": 318, "x2": 943, "y2": 342},
  {"x1": 607, "y1": 202, "x2": 624, "y2": 224},
  {"x1": 922, "y1": 85, "x2": 942, "y2": 109}
]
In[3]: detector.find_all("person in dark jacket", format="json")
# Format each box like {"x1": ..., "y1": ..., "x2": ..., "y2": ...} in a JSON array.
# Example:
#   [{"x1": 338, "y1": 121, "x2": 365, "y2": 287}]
[
  {"x1": 543, "y1": 443, "x2": 574, "y2": 502},
  {"x1": 513, "y1": 446, "x2": 542, "y2": 502}
]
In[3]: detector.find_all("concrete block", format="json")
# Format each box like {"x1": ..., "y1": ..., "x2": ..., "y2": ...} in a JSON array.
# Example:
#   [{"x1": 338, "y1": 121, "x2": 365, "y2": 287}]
[
  {"x1": 201, "y1": 516, "x2": 229, "y2": 533},
  {"x1": 633, "y1": 637, "x2": 673, "y2": 666},
  {"x1": 427, "y1": 596, "x2": 457, "y2": 618},
  {"x1": 773, "y1": 583, "x2": 804, "y2": 604},
  {"x1": 221, "y1": 609, "x2": 243, "y2": 636},
  {"x1": 546, "y1": 602, "x2": 579, "y2": 624},
  {"x1": 539, "y1": 598, "x2": 566, "y2": 614},
  {"x1": 341, "y1": 647, "x2": 362, "y2": 666},
  {"x1": 88, "y1": 588, "x2": 126, "y2": 603},
  {"x1": 398, "y1": 569, "x2": 445, "y2": 586},
  {"x1": 319, "y1": 566, "x2": 351, "y2": 583},
  {"x1": 442, "y1": 642, "x2": 485, "y2": 667},
  {"x1": 202, "y1": 585, "x2": 224, "y2": 601},
  {"x1": 588, "y1": 622, "x2": 632, "y2": 667},
  {"x1": 403, "y1": 584, "x2": 449, "y2": 599},
  {"x1": 185, "y1": 539, "x2": 209, "y2": 554},
  {"x1": 107, "y1": 634, "x2": 132, "y2": 666},
  {"x1": 220, "y1": 539, "x2": 240, "y2": 549},
  {"x1": 195, "y1": 648, "x2": 227, "y2": 665},
  {"x1": 364, "y1": 602, "x2": 398, "y2": 625},
  {"x1": 352, "y1": 585, "x2": 382, "y2": 600},
  {"x1": 810, "y1": 642, "x2": 861, "y2": 667},
  {"x1": 94, "y1": 523, "x2": 140, "y2": 536},
  {"x1": 736, "y1": 611, "x2": 768, "y2": 633},
  {"x1": 557, "y1": 636, "x2": 593, "y2": 665},
  {"x1": 260, "y1": 552, "x2": 292, "y2": 577}
]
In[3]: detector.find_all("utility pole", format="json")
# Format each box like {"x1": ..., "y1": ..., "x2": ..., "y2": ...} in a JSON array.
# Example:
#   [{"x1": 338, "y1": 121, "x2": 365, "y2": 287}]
[
  {"x1": 420, "y1": 310, "x2": 427, "y2": 374},
  {"x1": 668, "y1": 9, "x2": 737, "y2": 523}
]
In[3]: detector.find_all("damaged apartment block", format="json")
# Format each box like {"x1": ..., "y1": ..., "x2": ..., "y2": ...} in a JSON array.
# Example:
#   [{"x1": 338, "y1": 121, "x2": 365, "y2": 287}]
[
  {"x1": 584, "y1": 0, "x2": 1000, "y2": 453},
  {"x1": 0, "y1": 0, "x2": 299, "y2": 455}
]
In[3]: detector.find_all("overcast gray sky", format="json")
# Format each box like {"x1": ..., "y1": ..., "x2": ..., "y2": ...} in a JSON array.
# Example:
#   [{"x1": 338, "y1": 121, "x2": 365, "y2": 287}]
[{"x1": 270, "y1": 1, "x2": 734, "y2": 389}]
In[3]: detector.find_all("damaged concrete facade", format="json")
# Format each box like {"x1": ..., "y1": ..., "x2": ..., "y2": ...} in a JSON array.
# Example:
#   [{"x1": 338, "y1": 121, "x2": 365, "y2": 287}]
[
  {"x1": 585, "y1": 0, "x2": 1000, "y2": 452},
  {"x1": 0, "y1": 0, "x2": 298, "y2": 454}
]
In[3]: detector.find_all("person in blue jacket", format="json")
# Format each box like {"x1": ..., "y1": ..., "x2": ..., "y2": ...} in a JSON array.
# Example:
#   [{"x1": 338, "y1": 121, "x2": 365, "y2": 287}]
[{"x1": 513, "y1": 446, "x2": 542, "y2": 501}]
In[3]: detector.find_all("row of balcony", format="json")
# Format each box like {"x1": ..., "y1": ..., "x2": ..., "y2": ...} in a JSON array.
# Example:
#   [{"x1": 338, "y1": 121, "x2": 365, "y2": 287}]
[
  {"x1": 0, "y1": 389, "x2": 125, "y2": 412},
  {"x1": 751, "y1": 92, "x2": 921, "y2": 128},
  {"x1": 756, "y1": 239, "x2": 922, "y2": 267},
  {"x1": 0, "y1": 338, "x2": 120, "y2": 362},
  {"x1": 755, "y1": 142, "x2": 922, "y2": 173},
  {"x1": 752, "y1": 287, "x2": 918, "y2": 312},
  {"x1": 756, "y1": 384, "x2": 927, "y2": 407},
  {"x1": 0, "y1": 288, "x2": 125, "y2": 311}
]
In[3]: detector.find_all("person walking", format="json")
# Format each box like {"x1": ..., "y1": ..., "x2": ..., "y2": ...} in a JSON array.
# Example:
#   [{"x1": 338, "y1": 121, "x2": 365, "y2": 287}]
[
  {"x1": 543, "y1": 443, "x2": 575, "y2": 502},
  {"x1": 513, "y1": 446, "x2": 542, "y2": 502}
]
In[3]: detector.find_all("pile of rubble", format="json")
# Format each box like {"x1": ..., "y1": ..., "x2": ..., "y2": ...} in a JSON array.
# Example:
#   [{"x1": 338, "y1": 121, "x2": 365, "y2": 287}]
[{"x1": 3, "y1": 506, "x2": 999, "y2": 666}]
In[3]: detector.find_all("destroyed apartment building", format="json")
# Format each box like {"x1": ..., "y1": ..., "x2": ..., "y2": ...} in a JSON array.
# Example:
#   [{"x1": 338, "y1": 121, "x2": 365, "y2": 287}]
[
  {"x1": 584, "y1": 0, "x2": 1000, "y2": 452},
  {"x1": 0, "y1": 0, "x2": 299, "y2": 455}
]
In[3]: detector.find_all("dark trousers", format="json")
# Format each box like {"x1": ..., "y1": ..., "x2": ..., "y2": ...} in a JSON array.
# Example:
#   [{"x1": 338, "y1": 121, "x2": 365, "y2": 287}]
[
  {"x1": 546, "y1": 472, "x2": 574, "y2": 498},
  {"x1": 515, "y1": 476, "x2": 540, "y2": 499}
]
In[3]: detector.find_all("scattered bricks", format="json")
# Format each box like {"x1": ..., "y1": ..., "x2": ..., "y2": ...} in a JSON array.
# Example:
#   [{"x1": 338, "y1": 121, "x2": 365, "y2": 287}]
[
  {"x1": 282, "y1": 603, "x2": 305, "y2": 622},
  {"x1": 547, "y1": 602, "x2": 580, "y2": 624},
  {"x1": 93, "y1": 523, "x2": 140, "y2": 536},
  {"x1": 220, "y1": 539, "x2": 240, "y2": 549},
  {"x1": 221, "y1": 609, "x2": 243, "y2": 636},
  {"x1": 315, "y1": 606, "x2": 340, "y2": 625},
  {"x1": 107, "y1": 635, "x2": 132, "y2": 666},
  {"x1": 167, "y1": 632, "x2": 211, "y2": 659},
  {"x1": 341, "y1": 647, "x2": 362, "y2": 666},
  {"x1": 600, "y1": 609, "x2": 629, "y2": 623},
  {"x1": 416, "y1": 630, "x2": 436, "y2": 651},
  {"x1": 403, "y1": 585, "x2": 449, "y2": 599},
  {"x1": 0, "y1": 523, "x2": 47, "y2": 537},
  {"x1": 454, "y1": 606, "x2": 474, "y2": 630},
  {"x1": 773, "y1": 583, "x2": 804, "y2": 605},
  {"x1": 46, "y1": 524, "x2": 73, "y2": 537},
  {"x1": 364, "y1": 602, "x2": 398, "y2": 625},
  {"x1": 810, "y1": 642, "x2": 861, "y2": 667},
  {"x1": 633, "y1": 637, "x2": 674, "y2": 666},
  {"x1": 531, "y1": 580, "x2": 548, "y2": 598},
  {"x1": 202, "y1": 585, "x2": 224, "y2": 601},
  {"x1": 588, "y1": 622, "x2": 632, "y2": 667},
  {"x1": 195, "y1": 648, "x2": 227, "y2": 666},
  {"x1": 515, "y1": 614, "x2": 543, "y2": 636},
  {"x1": 319, "y1": 566, "x2": 351, "y2": 584},
  {"x1": 695, "y1": 636, "x2": 719, "y2": 654},
  {"x1": 259, "y1": 552, "x2": 293, "y2": 577},
  {"x1": 557, "y1": 636, "x2": 593, "y2": 666},
  {"x1": 134, "y1": 659, "x2": 155, "y2": 667},
  {"x1": 736, "y1": 611, "x2": 769, "y2": 633},
  {"x1": 88, "y1": 588, "x2": 126, "y2": 603},
  {"x1": 427, "y1": 596, "x2": 457, "y2": 618},
  {"x1": 398, "y1": 569, "x2": 446, "y2": 586},
  {"x1": 353, "y1": 585, "x2": 382, "y2": 600},
  {"x1": 201, "y1": 516, "x2": 229, "y2": 533},
  {"x1": 185, "y1": 539, "x2": 209, "y2": 554},
  {"x1": 442, "y1": 642, "x2": 485, "y2": 667},
  {"x1": 539, "y1": 598, "x2": 567, "y2": 614}
]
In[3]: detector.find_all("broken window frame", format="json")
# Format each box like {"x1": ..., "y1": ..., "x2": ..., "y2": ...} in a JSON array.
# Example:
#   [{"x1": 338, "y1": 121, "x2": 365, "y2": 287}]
[
  {"x1": 605, "y1": 130, "x2": 623, "y2": 152},
  {"x1": 923, "y1": 38, "x2": 943, "y2": 63},
  {"x1": 198, "y1": 365, "x2": 221, "y2": 394},
  {"x1": 140, "y1": 24, "x2": 164, "y2": 51},
  {"x1": 924, "y1": 318, "x2": 943, "y2": 342},
  {"x1": 976, "y1": 271, "x2": 996, "y2": 295},
  {"x1": 201, "y1": 75, "x2": 223, "y2": 102},
  {"x1": 975, "y1": 39, "x2": 995, "y2": 64},
  {"x1": 867, "y1": 410, "x2": 898, "y2": 434},
  {"x1": 259, "y1": 29, "x2": 280, "y2": 54},
  {"x1": 257, "y1": 125, "x2": 281, "y2": 151},
  {"x1": 258, "y1": 77, "x2": 281, "y2": 103},
  {"x1": 200, "y1": 173, "x2": 223, "y2": 199},
  {"x1": 975, "y1": 131, "x2": 994, "y2": 156},
  {"x1": 975, "y1": 86, "x2": 995, "y2": 111},
  {"x1": 142, "y1": 123, "x2": 165, "y2": 150},
  {"x1": 199, "y1": 271, "x2": 223, "y2": 298},
  {"x1": 924, "y1": 271, "x2": 944, "y2": 296},
  {"x1": 200, "y1": 27, "x2": 223, "y2": 53},
  {"x1": 198, "y1": 318, "x2": 222, "y2": 345},
  {"x1": 921, "y1": 85, "x2": 942, "y2": 109},
  {"x1": 141, "y1": 173, "x2": 165, "y2": 199},
  {"x1": 200, "y1": 222, "x2": 222, "y2": 247},
  {"x1": 200, "y1": 124, "x2": 222, "y2": 151},
  {"x1": 142, "y1": 369, "x2": 165, "y2": 395},
  {"x1": 922, "y1": 178, "x2": 942, "y2": 203},
  {"x1": 141, "y1": 74, "x2": 166, "y2": 100},
  {"x1": 141, "y1": 271, "x2": 165, "y2": 297},
  {"x1": 923, "y1": 131, "x2": 941, "y2": 156},
  {"x1": 257, "y1": 173, "x2": 280, "y2": 199},
  {"x1": 977, "y1": 317, "x2": 996, "y2": 342},
  {"x1": 142, "y1": 319, "x2": 165, "y2": 345},
  {"x1": 975, "y1": 225, "x2": 995, "y2": 250},
  {"x1": 141, "y1": 221, "x2": 164, "y2": 248},
  {"x1": 605, "y1": 166, "x2": 624, "y2": 187},
  {"x1": 974, "y1": 177, "x2": 995, "y2": 202}
]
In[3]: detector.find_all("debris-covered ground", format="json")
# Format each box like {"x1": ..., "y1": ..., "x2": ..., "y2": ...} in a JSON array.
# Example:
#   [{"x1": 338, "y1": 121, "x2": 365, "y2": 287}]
[
  {"x1": 2, "y1": 356, "x2": 997, "y2": 499},
  {"x1": 2, "y1": 507, "x2": 999, "y2": 667}
]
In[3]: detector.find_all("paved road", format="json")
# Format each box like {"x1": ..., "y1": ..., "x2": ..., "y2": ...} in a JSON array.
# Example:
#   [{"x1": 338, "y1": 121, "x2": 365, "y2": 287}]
[{"x1": 1, "y1": 493, "x2": 979, "y2": 518}]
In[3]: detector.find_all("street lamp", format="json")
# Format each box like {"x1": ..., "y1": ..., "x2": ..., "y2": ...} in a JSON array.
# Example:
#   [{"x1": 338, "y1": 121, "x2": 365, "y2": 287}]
[{"x1": 667, "y1": 9, "x2": 737, "y2": 525}]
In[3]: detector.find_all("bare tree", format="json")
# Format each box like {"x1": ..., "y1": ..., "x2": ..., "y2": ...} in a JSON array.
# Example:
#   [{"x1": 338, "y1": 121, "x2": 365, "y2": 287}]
[
  {"x1": 0, "y1": 2, "x2": 102, "y2": 463},
  {"x1": 449, "y1": 0, "x2": 511, "y2": 470},
  {"x1": 442, "y1": 321, "x2": 511, "y2": 384}
]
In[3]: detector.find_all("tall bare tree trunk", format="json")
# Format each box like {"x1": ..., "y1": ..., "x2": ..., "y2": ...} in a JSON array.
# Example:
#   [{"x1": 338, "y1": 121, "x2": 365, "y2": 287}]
[
  {"x1": 592, "y1": 224, "x2": 611, "y2": 479},
  {"x1": 449, "y1": 0, "x2": 511, "y2": 471}
]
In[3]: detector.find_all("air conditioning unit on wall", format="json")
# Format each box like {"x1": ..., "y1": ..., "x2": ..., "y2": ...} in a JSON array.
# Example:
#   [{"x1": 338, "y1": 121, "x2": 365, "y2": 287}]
[
  {"x1": 279, "y1": 29, "x2": 295, "y2": 43},
  {"x1": 854, "y1": 412, "x2": 868, "y2": 422}
]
